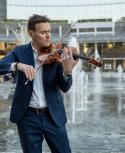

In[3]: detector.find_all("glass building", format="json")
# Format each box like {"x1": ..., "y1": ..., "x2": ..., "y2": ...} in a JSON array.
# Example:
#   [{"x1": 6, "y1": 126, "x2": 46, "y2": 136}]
[{"x1": 0, "y1": 0, "x2": 6, "y2": 20}]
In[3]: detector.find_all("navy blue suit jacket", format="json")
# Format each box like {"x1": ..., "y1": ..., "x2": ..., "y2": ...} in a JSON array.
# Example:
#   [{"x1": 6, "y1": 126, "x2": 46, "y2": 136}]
[{"x1": 0, "y1": 43, "x2": 72, "y2": 127}]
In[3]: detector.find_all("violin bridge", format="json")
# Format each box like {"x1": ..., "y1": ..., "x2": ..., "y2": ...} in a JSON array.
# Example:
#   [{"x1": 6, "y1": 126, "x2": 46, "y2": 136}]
[{"x1": 51, "y1": 48, "x2": 57, "y2": 54}]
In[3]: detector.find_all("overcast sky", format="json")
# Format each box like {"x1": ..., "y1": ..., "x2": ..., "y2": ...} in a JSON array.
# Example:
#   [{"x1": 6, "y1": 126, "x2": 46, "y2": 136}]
[
  {"x1": 7, "y1": 0, "x2": 125, "y2": 5},
  {"x1": 7, "y1": 0, "x2": 125, "y2": 21}
]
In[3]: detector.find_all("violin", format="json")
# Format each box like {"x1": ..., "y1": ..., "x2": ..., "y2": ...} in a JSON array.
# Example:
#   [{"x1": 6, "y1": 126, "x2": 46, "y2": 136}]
[
  {"x1": 38, "y1": 43, "x2": 62, "y2": 64},
  {"x1": 38, "y1": 43, "x2": 103, "y2": 67}
]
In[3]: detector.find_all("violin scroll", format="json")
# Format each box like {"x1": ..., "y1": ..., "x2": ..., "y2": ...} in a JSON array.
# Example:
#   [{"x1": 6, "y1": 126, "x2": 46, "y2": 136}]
[
  {"x1": 89, "y1": 58, "x2": 103, "y2": 67},
  {"x1": 71, "y1": 53, "x2": 103, "y2": 68}
]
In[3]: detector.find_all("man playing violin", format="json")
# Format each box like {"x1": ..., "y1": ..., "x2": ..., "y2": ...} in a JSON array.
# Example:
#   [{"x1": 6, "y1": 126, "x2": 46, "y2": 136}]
[{"x1": 0, "y1": 14, "x2": 78, "y2": 153}]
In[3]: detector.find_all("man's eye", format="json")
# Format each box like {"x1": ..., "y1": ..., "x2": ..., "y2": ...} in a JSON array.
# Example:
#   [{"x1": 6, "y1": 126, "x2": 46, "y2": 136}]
[
  {"x1": 41, "y1": 31, "x2": 51, "y2": 34},
  {"x1": 41, "y1": 32, "x2": 46, "y2": 34}
]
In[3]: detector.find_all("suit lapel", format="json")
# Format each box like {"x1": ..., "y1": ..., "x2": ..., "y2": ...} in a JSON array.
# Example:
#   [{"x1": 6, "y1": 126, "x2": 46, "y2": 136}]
[
  {"x1": 42, "y1": 65, "x2": 48, "y2": 91},
  {"x1": 25, "y1": 43, "x2": 35, "y2": 67},
  {"x1": 24, "y1": 43, "x2": 35, "y2": 88}
]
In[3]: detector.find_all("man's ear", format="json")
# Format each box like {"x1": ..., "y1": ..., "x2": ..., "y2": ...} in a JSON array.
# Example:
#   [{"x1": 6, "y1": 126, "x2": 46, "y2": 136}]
[{"x1": 28, "y1": 30, "x2": 33, "y2": 37}]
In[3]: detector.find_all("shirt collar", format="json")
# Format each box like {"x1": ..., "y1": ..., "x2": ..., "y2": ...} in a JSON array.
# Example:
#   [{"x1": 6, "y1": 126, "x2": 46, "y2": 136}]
[{"x1": 31, "y1": 42, "x2": 38, "y2": 55}]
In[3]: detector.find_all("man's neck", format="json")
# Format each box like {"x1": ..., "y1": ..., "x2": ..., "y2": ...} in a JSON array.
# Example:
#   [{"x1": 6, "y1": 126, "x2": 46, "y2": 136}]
[
  {"x1": 31, "y1": 42, "x2": 39, "y2": 52},
  {"x1": 32, "y1": 42, "x2": 50, "y2": 51}
]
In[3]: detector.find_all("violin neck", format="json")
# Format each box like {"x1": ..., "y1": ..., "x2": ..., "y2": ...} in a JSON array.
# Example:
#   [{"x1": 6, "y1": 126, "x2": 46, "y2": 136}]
[
  {"x1": 58, "y1": 49, "x2": 89, "y2": 61},
  {"x1": 73, "y1": 53, "x2": 89, "y2": 61}
]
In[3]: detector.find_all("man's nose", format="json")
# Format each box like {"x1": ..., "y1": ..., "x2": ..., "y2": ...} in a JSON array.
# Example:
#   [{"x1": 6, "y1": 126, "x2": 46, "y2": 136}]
[{"x1": 46, "y1": 32, "x2": 50, "y2": 38}]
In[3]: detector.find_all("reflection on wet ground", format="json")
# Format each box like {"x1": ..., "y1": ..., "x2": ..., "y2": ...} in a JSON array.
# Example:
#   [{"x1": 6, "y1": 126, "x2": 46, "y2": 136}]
[{"x1": 0, "y1": 73, "x2": 125, "y2": 153}]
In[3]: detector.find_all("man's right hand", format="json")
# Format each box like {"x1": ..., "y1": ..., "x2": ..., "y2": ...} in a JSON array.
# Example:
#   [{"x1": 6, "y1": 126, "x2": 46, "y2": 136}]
[{"x1": 17, "y1": 63, "x2": 36, "y2": 81}]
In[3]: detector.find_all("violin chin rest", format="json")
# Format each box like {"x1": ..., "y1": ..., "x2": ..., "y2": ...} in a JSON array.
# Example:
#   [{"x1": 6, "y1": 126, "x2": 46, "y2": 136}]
[{"x1": 37, "y1": 54, "x2": 48, "y2": 62}]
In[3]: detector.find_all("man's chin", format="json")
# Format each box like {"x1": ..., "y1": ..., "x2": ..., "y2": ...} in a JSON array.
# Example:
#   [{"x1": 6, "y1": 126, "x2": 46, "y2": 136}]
[
  {"x1": 43, "y1": 43, "x2": 51, "y2": 48},
  {"x1": 40, "y1": 44, "x2": 51, "y2": 50}
]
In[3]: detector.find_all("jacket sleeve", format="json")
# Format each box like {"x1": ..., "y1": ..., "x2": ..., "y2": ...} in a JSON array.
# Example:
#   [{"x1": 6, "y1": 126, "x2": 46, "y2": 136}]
[
  {"x1": 56, "y1": 63, "x2": 72, "y2": 92},
  {"x1": 0, "y1": 47, "x2": 18, "y2": 75}
]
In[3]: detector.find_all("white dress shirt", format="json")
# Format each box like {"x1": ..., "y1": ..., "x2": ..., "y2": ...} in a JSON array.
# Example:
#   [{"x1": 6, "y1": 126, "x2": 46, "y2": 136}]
[{"x1": 29, "y1": 46, "x2": 47, "y2": 108}]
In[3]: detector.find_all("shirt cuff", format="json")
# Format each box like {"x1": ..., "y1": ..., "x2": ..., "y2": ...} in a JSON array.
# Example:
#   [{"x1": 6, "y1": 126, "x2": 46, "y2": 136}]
[
  {"x1": 64, "y1": 73, "x2": 72, "y2": 76},
  {"x1": 10, "y1": 63, "x2": 17, "y2": 71}
]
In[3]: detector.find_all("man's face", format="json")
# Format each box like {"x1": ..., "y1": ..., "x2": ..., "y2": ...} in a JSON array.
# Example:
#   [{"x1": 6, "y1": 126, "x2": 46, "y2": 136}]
[{"x1": 29, "y1": 22, "x2": 51, "y2": 48}]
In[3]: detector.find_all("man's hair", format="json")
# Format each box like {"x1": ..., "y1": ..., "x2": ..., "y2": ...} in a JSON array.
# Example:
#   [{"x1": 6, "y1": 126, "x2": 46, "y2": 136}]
[{"x1": 28, "y1": 14, "x2": 50, "y2": 31}]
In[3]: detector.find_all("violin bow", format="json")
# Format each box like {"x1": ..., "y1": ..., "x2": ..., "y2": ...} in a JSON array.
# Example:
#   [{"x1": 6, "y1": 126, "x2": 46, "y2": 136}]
[{"x1": 25, "y1": 21, "x2": 77, "y2": 85}]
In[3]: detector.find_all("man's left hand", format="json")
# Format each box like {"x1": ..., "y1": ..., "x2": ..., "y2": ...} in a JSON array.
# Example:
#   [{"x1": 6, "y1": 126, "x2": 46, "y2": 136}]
[{"x1": 61, "y1": 47, "x2": 78, "y2": 74}]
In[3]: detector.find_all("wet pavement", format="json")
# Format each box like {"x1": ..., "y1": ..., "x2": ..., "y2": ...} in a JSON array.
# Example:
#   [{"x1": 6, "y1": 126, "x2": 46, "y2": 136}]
[{"x1": 0, "y1": 72, "x2": 125, "y2": 153}]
